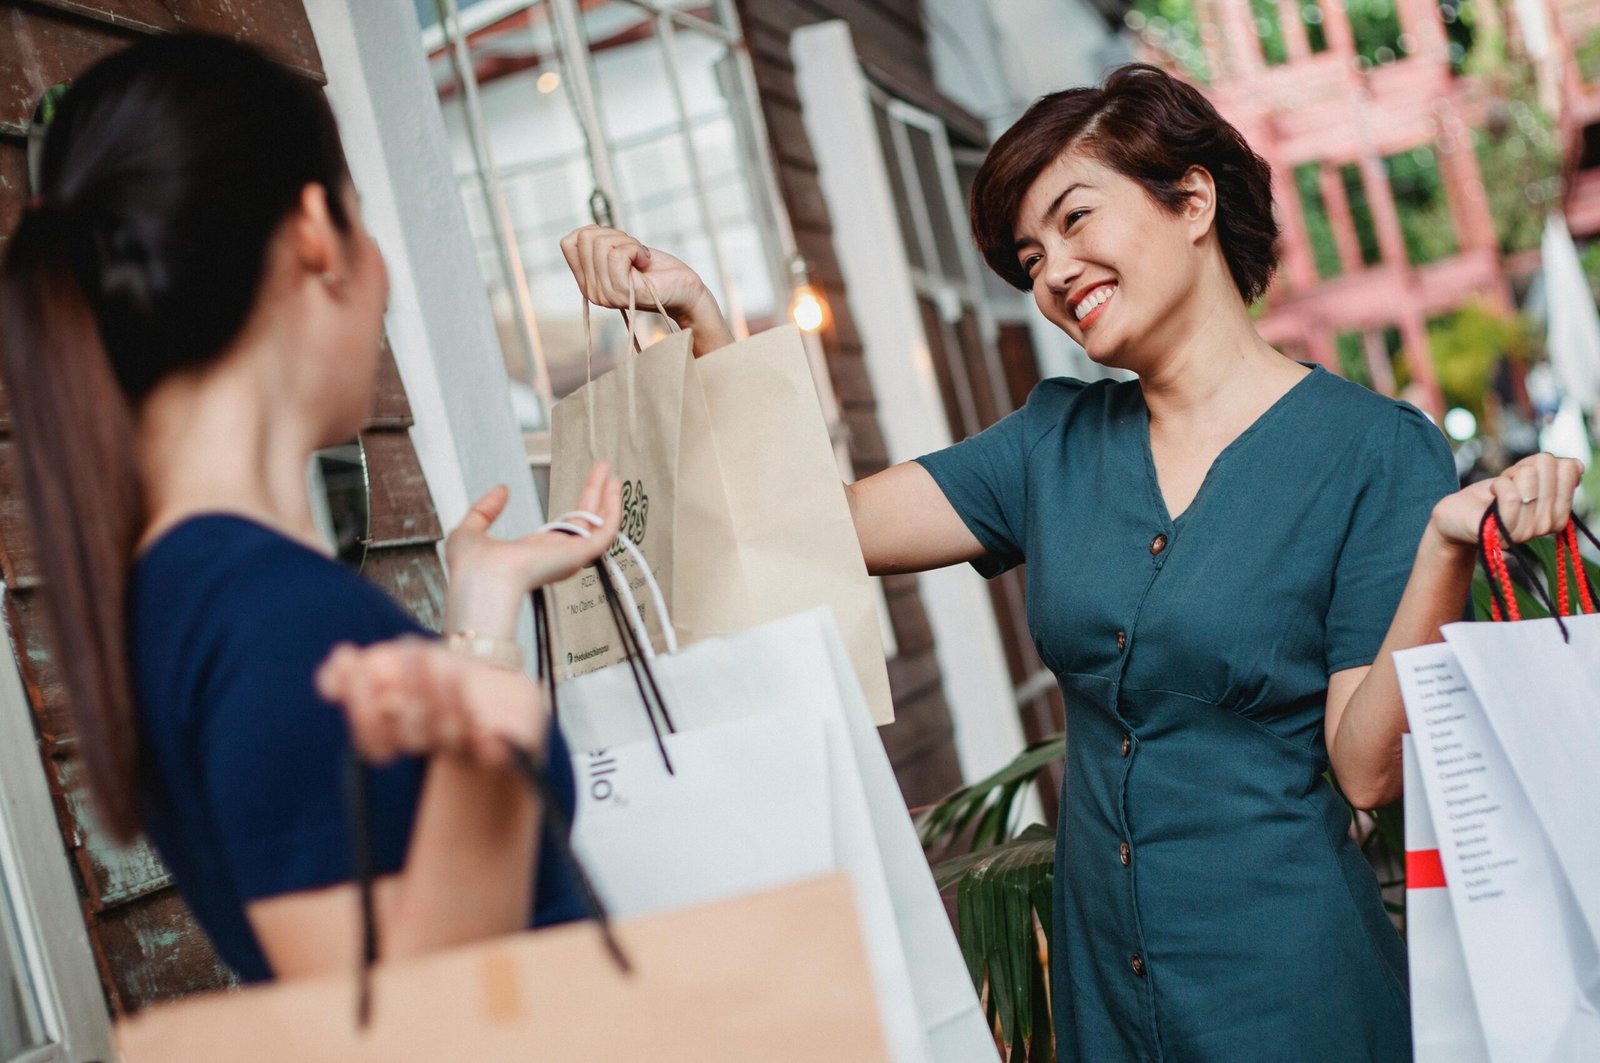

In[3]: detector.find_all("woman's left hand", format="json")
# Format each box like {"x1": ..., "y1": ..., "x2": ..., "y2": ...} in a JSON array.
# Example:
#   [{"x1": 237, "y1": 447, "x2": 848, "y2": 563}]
[
  {"x1": 316, "y1": 637, "x2": 546, "y2": 767},
  {"x1": 1428, "y1": 452, "x2": 1586, "y2": 549},
  {"x1": 444, "y1": 461, "x2": 623, "y2": 639}
]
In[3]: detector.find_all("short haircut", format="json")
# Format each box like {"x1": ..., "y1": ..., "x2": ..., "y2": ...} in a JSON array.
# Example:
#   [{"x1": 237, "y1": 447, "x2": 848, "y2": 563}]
[{"x1": 970, "y1": 64, "x2": 1279, "y2": 302}]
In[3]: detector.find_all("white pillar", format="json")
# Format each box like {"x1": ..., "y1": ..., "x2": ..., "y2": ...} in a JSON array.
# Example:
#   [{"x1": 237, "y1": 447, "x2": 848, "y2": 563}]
[
  {"x1": 793, "y1": 21, "x2": 1029, "y2": 788},
  {"x1": 305, "y1": 0, "x2": 545, "y2": 540}
]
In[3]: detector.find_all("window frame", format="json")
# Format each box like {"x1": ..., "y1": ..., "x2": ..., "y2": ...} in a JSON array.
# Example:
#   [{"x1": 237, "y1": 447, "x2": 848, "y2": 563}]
[{"x1": 0, "y1": 585, "x2": 112, "y2": 1063}]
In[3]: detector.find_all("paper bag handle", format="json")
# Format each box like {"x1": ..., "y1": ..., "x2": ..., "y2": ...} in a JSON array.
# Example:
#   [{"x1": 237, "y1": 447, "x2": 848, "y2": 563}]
[
  {"x1": 578, "y1": 272, "x2": 683, "y2": 455},
  {"x1": 527, "y1": 517, "x2": 676, "y2": 764},
  {"x1": 1476, "y1": 505, "x2": 1598, "y2": 638}
]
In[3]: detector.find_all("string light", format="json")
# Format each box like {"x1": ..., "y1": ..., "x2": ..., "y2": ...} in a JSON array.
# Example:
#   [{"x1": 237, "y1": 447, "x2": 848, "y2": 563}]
[
  {"x1": 788, "y1": 255, "x2": 827, "y2": 332},
  {"x1": 537, "y1": 70, "x2": 562, "y2": 94}
]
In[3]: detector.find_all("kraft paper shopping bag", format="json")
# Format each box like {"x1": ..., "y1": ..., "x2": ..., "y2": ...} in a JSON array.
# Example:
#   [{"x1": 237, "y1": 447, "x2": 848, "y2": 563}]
[
  {"x1": 547, "y1": 301, "x2": 752, "y2": 667},
  {"x1": 115, "y1": 876, "x2": 890, "y2": 1063},
  {"x1": 696, "y1": 325, "x2": 894, "y2": 724}
]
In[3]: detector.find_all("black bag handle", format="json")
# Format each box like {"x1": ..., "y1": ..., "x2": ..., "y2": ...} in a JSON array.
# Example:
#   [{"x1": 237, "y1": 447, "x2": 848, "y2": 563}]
[{"x1": 1476, "y1": 504, "x2": 1600, "y2": 643}]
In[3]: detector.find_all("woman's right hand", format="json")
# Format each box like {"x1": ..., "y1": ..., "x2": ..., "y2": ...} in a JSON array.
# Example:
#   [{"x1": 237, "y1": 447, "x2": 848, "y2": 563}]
[
  {"x1": 559, "y1": 225, "x2": 735, "y2": 355},
  {"x1": 316, "y1": 637, "x2": 545, "y2": 768}
]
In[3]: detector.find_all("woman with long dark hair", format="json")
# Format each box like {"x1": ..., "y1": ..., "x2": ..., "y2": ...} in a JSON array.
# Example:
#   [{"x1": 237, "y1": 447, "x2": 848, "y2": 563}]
[
  {"x1": 0, "y1": 34, "x2": 619, "y2": 981},
  {"x1": 564, "y1": 65, "x2": 1584, "y2": 1060}
]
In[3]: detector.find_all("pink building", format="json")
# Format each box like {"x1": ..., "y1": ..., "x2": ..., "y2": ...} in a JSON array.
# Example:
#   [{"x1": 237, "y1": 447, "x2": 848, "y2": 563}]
[{"x1": 1142, "y1": 0, "x2": 1518, "y2": 417}]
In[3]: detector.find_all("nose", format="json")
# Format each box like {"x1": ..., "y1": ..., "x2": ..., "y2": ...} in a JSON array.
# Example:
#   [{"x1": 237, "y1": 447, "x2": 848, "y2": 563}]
[{"x1": 1039, "y1": 247, "x2": 1081, "y2": 298}]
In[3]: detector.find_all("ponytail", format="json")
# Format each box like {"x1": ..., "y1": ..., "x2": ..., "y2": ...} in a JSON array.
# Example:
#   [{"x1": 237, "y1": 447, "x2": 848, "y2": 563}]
[
  {"x1": 1, "y1": 206, "x2": 144, "y2": 842},
  {"x1": 1, "y1": 34, "x2": 355, "y2": 842}
]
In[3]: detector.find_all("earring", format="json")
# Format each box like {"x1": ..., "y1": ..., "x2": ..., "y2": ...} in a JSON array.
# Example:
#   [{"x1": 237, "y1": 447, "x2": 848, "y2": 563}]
[{"x1": 320, "y1": 271, "x2": 346, "y2": 293}]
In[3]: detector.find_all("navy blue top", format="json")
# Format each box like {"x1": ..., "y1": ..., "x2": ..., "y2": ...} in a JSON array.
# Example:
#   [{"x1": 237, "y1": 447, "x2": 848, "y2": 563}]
[
  {"x1": 917, "y1": 367, "x2": 1458, "y2": 1062},
  {"x1": 131, "y1": 515, "x2": 586, "y2": 983}
]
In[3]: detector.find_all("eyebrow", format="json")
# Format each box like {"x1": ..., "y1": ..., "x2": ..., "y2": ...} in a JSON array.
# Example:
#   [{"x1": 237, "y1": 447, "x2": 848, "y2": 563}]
[{"x1": 1012, "y1": 182, "x2": 1089, "y2": 254}]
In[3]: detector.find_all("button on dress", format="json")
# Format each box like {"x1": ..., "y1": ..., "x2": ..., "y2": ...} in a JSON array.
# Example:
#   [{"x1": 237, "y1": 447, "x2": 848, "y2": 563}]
[{"x1": 916, "y1": 366, "x2": 1456, "y2": 1061}]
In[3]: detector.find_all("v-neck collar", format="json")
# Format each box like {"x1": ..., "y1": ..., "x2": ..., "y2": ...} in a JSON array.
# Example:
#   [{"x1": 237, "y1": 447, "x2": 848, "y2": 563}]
[{"x1": 1138, "y1": 364, "x2": 1324, "y2": 530}]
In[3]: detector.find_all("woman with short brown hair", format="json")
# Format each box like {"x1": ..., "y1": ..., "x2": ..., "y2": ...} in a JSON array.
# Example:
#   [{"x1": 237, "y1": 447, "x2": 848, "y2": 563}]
[{"x1": 564, "y1": 63, "x2": 1582, "y2": 1061}]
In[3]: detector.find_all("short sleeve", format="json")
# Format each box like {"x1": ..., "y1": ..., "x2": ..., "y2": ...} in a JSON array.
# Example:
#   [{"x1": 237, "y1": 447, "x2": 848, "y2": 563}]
[
  {"x1": 1324, "y1": 404, "x2": 1458, "y2": 673},
  {"x1": 199, "y1": 563, "x2": 427, "y2": 902},
  {"x1": 914, "y1": 379, "x2": 1083, "y2": 578}
]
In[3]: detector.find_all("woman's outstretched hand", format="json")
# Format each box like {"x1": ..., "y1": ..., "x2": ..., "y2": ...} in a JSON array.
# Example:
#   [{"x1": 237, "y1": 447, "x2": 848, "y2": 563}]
[
  {"x1": 316, "y1": 637, "x2": 545, "y2": 767},
  {"x1": 444, "y1": 461, "x2": 623, "y2": 639},
  {"x1": 559, "y1": 224, "x2": 734, "y2": 356},
  {"x1": 1428, "y1": 452, "x2": 1586, "y2": 550}
]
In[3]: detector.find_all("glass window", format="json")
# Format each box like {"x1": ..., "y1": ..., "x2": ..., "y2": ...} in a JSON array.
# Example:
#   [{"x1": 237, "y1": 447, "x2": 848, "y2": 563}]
[
  {"x1": 419, "y1": 0, "x2": 788, "y2": 426},
  {"x1": 0, "y1": 881, "x2": 47, "y2": 1061}
]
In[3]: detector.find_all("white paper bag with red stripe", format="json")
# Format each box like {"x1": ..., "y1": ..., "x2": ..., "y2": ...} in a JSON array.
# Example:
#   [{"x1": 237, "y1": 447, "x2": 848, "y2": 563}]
[
  {"x1": 1396, "y1": 642, "x2": 1600, "y2": 1063},
  {"x1": 1400, "y1": 735, "x2": 1490, "y2": 1063}
]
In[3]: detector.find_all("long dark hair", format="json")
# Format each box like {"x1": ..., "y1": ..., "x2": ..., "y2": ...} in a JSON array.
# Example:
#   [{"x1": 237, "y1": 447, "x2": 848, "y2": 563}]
[{"x1": 0, "y1": 35, "x2": 353, "y2": 841}]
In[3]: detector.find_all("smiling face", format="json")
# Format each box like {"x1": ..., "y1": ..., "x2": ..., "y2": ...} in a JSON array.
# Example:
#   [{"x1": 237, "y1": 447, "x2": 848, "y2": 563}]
[{"x1": 1011, "y1": 150, "x2": 1218, "y2": 373}]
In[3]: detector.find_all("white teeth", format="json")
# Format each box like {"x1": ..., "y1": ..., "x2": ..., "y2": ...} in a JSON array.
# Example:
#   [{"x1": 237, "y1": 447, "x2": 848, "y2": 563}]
[{"x1": 1073, "y1": 284, "x2": 1116, "y2": 322}]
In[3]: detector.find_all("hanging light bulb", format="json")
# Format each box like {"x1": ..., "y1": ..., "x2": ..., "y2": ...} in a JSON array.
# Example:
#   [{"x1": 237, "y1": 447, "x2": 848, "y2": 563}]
[{"x1": 788, "y1": 255, "x2": 828, "y2": 333}]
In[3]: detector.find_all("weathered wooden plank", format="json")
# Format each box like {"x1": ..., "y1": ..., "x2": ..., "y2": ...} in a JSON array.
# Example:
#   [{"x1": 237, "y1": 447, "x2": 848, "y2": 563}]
[
  {"x1": 885, "y1": 587, "x2": 935, "y2": 655},
  {"x1": 743, "y1": 19, "x2": 796, "y2": 72},
  {"x1": 360, "y1": 429, "x2": 443, "y2": 548},
  {"x1": 365, "y1": 336, "x2": 413, "y2": 429},
  {"x1": 93, "y1": 887, "x2": 233, "y2": 1012},
  {"x1": 0, "y1": 139, "x2": 25, "y2": 268},
  {"x1": 0, "y1": 438, "x2": 40, "y2": 587},
  {"x1": 776, "y1": 156, "x2": 834, "y2": 232},
  {"x1": 362, "y1": 542, "x2": 447, "y2": 633},
  {"x1": 0, "y1": 6, "x2": 132, "y2": 135},
  {"x1": 840, "y1": 406, "x2": 889, "y2": 468},
  {"x1": 16, "y1": 0, "x2": 322, "y2": 79},
  {"x1": 5, "y1": 588, "x2": 73, "y2": 744},
  {"x1": 759, "y1": 98, "x2": 819, "y2": 173},
  {"x1": 49, "y1": 751, "x2": 171, "y2": 911},
  {"x1": 749, "y1": 52, "x2": 801, "y2": 108},
  {"x1": 819, "y1": 351, "x2": 872, "y2": 411}
]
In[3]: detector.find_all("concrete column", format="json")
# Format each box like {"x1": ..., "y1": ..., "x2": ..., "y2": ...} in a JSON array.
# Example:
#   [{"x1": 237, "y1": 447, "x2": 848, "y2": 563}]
[
  {"x1": 1220, "y1": 0, "x2": 1266, "y2": 77},
  {"x1": 1363, "y1": 329, "x2": 1398, "y2": 394},
  {"x1": 1395, "y1": 0, "x2": 1449, "y2": 62},
  {"x1": 1359, "y1": 152, "x2": 1410, "y2": 266},
  {"x1": 1318, "y1": 0, "x2": 1357, "y2": 55},
  {"x1": 1434, "y1": 118, "x2": 1499, "y2": 254},
  {"x1": 1398, "y1": 308, "x2": 1445, "y2": 416},
  {"x1": 1319, "y1": 162, "x2": 1366, "y2": 273},
  {"x1": 1273, "y1": 160, "x2": 1319, "y2": 290},
  {"x1": 1305, "y1": 326, "x2": 1339, "y2": 371},
  {"x1": 1278, "y1": 0, "x2": 1312, "y2": 61}
]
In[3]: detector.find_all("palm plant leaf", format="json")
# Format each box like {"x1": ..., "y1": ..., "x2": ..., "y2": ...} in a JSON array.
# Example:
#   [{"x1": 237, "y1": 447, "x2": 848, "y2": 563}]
[
  {"x1": 918, "y1": 734, "x2": 1065, "y2": 853},
  {"x1": 936, "y1": 824, "x2": 1056, "y2": 1057}
]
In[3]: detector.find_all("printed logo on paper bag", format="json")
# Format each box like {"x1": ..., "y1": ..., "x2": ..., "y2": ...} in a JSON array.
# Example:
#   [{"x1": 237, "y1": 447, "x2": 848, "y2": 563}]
[
  {"x1": 608, "y1": 478, "x2": 648, "y2": 560},
  {"x1": 585, "y1": 749, "x2": 626, "y2": 806}
]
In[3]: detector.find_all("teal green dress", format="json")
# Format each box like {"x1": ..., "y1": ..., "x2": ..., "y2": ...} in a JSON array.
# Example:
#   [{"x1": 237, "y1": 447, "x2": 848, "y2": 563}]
[{"x1": 916, "y1": 365, "x2": 1456, "y2": 1062}]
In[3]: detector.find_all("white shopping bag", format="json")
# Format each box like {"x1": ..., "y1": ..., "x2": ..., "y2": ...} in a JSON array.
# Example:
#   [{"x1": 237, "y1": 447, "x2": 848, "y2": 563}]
[
  {"x1": 1401, "y1": 735, "x2": 1490, "y2": 1063},
  {"x1": 1396, "y1": 642, "x2": 1600, "y2": 1063},
  {"x1": 554, "y1": 556, "x2": 994, "y2": 1063},
  {"x1": 570, "y1": 712, "x2": 836, "y2": 915},
  {"x1": 1443, "y1": 613, "x2": 1600, "y2": 945}
]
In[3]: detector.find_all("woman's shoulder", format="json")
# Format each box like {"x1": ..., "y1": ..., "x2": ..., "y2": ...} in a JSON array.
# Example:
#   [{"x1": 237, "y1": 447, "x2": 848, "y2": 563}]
[
  {"x1": 134, "y1": 514, "x2": 424, "y2": 654},
  {"x1": 1301, "y1": 370, "x2": 1456, "y2": 483},
  {"x1": 1015, "y1": 375, "x2": 1124, "y2": 439}
]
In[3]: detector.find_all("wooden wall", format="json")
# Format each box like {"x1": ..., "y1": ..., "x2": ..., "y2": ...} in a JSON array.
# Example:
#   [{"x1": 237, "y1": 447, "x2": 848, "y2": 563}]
[
  {"x1": 0, "y1": 0, "x2": 449, "y2": 1011},
  {"x1": 734, "y1": 0, "x2": 992, "y2": 807}
]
